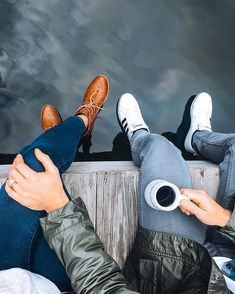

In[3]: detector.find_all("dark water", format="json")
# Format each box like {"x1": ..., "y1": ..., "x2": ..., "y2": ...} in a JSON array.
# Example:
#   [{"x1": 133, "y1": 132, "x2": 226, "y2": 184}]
[{"x1": 0, "y1": 0, "x2": 235, "y2": 153}]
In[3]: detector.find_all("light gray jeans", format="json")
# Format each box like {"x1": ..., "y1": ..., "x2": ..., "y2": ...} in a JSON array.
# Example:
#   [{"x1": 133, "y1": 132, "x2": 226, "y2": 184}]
[
  {"x1": 193, "y1": 131, "x2": 235, "y2": 257},
  {"x1": 130, "y1": 130, "x2": 235, "y2": 255}
]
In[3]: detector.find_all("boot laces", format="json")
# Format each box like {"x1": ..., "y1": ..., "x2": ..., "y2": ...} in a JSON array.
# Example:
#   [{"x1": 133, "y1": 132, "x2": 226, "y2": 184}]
[{"x1": 80, "y1": 91, "x2": 106, "y2": 116}]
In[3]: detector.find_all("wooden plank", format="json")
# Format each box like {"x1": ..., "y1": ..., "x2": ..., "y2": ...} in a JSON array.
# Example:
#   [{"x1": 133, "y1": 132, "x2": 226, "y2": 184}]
[
  {"x1": 188, "y1": 164, "x2": 219, "y2": 200},
  {"x1": 62, "y1": 173, "x2": 97, "y2": 226},
  {"x1": 0, "y1": 160, "x2": 218, "y2": 175},
  {"x1": 65, "y1": 161, "x2": 137, "y2": 173},
  {"x1": 96, "y1": 171, "x2": 139, "y2": 267}
]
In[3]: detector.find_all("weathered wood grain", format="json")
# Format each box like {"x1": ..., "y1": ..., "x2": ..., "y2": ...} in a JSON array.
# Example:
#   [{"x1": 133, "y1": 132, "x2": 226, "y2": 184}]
[
  {"x1": 96, "y1": 171, "x2": 139, "y2": 267},
  {"x1": 0, "y1": 161, "x2": 220, "y2": 268},
  {"x1": 62, "y1": 173, "x2": 97, "y2": 226},
  {"x1": 188, "y1": 162, "x2": 220, "y2": 199}
]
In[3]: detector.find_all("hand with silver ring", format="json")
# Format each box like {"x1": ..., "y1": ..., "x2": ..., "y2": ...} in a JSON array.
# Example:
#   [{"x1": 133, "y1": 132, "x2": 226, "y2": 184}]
[
  {"x1": 5, "y1": 150, "x2": 69, "y2": 212},
  {"x1": 9, "y1": 179, "x2": 17, "y2": 190}
]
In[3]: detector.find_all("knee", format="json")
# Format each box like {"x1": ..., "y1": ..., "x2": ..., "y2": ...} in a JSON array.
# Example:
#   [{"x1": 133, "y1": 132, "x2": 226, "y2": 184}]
[
  {"x1": 141, "y1": 134, "x2": 182, "y2": 161},
  {"x1": 147, "y1": 134, "x2": 174, "y2": 151},
  {"x1": 226, "y1": 137, "x2": 235, "y2": 152},
  {"x1": 229, "y1": 137, "x2": 235, "y2": 147},
  {"x1": 20, "y1": 146, "x2": 45, "y2": 172}
]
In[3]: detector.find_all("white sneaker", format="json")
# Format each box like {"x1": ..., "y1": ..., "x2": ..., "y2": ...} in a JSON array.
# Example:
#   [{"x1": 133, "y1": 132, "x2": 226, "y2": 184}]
[
  {"x1": 116, "y1": 93, "x2": 149, "y2": 140},
  {"x1": 184, "y1": 92, "x2": 212, "y2": 154}
]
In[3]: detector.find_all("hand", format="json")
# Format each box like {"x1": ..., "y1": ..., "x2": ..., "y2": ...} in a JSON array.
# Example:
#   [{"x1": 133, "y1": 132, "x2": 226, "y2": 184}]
[
  {"x1": 179, "y1": 189, "x2": 232, "y2": 227},
  {"x1": 6, "y1": 149, "x2": 69, "y2": 212}
]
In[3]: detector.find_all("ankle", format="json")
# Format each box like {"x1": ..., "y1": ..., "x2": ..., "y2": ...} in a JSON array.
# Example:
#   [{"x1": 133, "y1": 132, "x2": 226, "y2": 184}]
[
  {"x1": 77, "y1": 114, "x2": 88, "y2": 129},
  {"x1": 133, "y1": 128, "x2": 149, "y2": 135}
]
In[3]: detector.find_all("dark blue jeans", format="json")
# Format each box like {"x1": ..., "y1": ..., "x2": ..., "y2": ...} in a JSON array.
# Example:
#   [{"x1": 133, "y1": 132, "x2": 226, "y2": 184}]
[{"x1": 0, "y1": 116, "x2": 85, "y2": 291}]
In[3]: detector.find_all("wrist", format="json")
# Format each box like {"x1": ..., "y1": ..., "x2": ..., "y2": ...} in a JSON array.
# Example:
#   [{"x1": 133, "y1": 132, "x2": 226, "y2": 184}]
[
  {"x1": 218, "y1": 209, "x2": 232, "y2": 227},
  {"x1": 45, "y1": 191, "x2": 69, "y2": 213}
]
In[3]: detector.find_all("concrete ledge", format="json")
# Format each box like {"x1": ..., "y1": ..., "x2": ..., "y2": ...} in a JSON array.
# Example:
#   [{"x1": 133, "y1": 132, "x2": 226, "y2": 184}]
[{"x1": 0, "y1": 160, "x2": 218, "y2": 174}]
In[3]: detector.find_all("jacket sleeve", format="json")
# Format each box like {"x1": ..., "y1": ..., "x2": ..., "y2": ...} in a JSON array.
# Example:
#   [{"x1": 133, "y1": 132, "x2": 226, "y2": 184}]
[
  {"x1": 219, "y1": 207, "x2": 235, "y2": 244},
  {"x1": 40, "y1": 197, "x2": 138, "y2": 294}
]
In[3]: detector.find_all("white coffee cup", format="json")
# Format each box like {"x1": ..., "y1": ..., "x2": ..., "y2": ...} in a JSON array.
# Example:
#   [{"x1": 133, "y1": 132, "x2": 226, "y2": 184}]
[{"x1": 144, "y1": 179, "x2": 189, "y2": 211}]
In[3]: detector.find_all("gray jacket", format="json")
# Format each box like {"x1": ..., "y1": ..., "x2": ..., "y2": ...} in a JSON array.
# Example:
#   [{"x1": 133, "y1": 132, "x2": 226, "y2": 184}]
[{"x1": 41, "y1": 197, "x2": 234, "y2": 293}]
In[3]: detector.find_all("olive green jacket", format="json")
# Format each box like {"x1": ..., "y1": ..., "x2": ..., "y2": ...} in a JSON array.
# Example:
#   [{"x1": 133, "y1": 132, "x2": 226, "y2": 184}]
[{"x1": 40, "y1": 198, "x2": 234, "y2": 294}]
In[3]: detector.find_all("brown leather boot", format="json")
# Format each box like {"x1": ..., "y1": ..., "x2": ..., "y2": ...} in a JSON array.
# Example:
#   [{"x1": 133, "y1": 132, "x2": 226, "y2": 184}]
[
  {"x1": 41, "y1": 104, "x2": 62, "y2": 131},
  {"x1": 74, "y1": 75, "x2": 109, "y2": 136}
]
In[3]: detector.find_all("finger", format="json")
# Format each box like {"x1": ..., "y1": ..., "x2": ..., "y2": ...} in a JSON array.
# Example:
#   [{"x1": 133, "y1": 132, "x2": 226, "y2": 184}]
[
  {"x1": 8, "y1": 156, "x2": 19, "y2": 179},
  {"x1": 15, "y1": 160, "x2": 37, "y2": 179},
  {"x1": 184, "y1": 209, "x2": 193, "y2": 216},
  {"x1": 8, "y1": 155, "x2": 23, "y2": 180},
  {"x1": 14, "y1": 154, "x2": 24, "y2": 165},
  {"x1": 6, "y1": 180, "x2": 31, "y2": 207},
  {"x1": 181, "y1": 188, "x2": 207, "y2": 197},
  {"x1": 180, "y1": 189, "x2": 203, "y2": 205},
  {"x1": 6, "y1": 181, "x2": 43, "y2": 210},
  {"x1": 9, "y1": 168, "x2": 28, "y2": 186},
  {"x1": 8, "y1": 178, "x2": 16, "y2": 188},
  {"x1": 6, "y1": 178, "x2": 28, "y2": 196},
  {"x1": 5, "y1": 180, "x2": 21, "y2": 202},
  {"x1": 179, "y1": 205, "x2": 191, "y2": 215},
  {"x1": 180, "y1": 199, "x2": 204, "y2": 217},
  {"x1": 8, "y1": 166, "x2": 14, "y2": 180},
  {"x1": 34, "y1": 149, "x2": 58, "y2": 174},
  {"x1": 8, "y1": 178, "x2": 29, "y2": 195},
  {"x1": 195, "y1": 189, "x2": 209, "y2": 195},
  {"x1": 180, "y1": 207, "x2": 187, "y2": 213},
  {"x1": 12, "y1": 157, "x2": 17, "y2": 168}
]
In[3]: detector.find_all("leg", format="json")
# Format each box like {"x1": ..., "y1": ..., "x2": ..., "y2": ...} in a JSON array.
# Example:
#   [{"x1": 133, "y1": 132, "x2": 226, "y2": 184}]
[
  {"x1": 81, "y1": 134, "x2": 92, "y2": 154},
  {"x1": 0, "y1": 75, "x2": 109, "y2": 290},
  {"x1": 176, "y1": 92, "x2": 233, "y2": 206},
  {"x1": 178, "y1": 93, "x2": 235, "y2": 255},
  {"x1": 131, "y1": 130, "x2": 207, "y2": 244},
  {"x1": 192, "y1": 131, "x2": 235, "y2": 257},
  {"x1": 21, "y1": 116, "x2": 85, "y2": 174},
  {"x1": 0, "y1": 116, "x2": 85, "y2": 290},
  {"x1": 193, "y1": 131, "x2": 235, "y2": 209},
  {"x1": 116, "y1": 93, "x2": 207, "y2": 244}
]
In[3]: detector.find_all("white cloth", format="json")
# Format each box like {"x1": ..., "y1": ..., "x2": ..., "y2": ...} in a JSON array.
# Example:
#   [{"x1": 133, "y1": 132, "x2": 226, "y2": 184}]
[
  {"x1": 0, "y1": 268, "x2": 60, "y2": 294},
  {"x1": 213, "y1": 257, "x2": 235, "y2": 294}
]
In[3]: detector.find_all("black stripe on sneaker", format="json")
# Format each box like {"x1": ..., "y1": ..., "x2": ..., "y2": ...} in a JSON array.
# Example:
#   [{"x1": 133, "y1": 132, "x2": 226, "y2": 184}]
[
  {"x1": 122, "y1": 117, "x2": 127, "y2": 124},
  {"x1": 123, "y1": 122, "x2": 128, "y2": 131}
]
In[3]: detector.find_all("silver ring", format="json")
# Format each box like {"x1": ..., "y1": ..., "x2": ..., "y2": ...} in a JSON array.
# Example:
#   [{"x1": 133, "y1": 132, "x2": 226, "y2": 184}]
[{"x1": 10, "y1": 181, "x2": 17, "y2": 190}]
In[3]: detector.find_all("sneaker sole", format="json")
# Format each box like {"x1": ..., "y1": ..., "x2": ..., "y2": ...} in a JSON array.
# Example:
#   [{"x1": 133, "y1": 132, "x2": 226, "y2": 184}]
[
  {"x1": 184, "y1": 93, "x2": 211, "y2": 153},
  {"x1": 116, "y1": 96, "x2": 126, "y2": 134}
]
